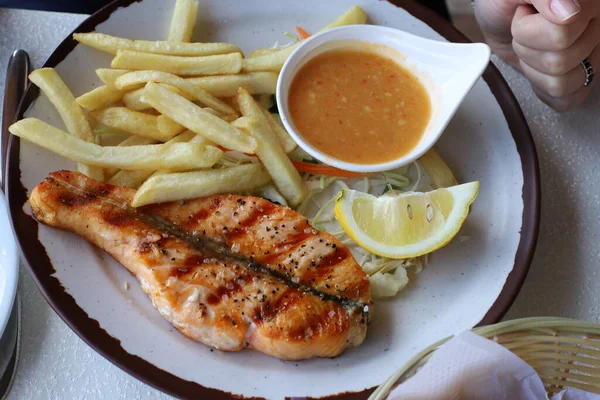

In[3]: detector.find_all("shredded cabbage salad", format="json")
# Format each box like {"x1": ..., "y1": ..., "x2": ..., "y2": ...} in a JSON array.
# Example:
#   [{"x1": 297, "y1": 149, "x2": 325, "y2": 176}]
[{"x1": 271, "y1": 32, "x2": 300, "y2": 50}]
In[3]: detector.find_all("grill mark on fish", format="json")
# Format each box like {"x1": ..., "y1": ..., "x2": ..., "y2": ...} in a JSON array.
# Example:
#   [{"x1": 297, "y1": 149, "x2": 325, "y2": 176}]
[
  {"x1": 202, "y1": 274, "x2": 248, "y2": 307},
  {"x1": 292, "y1": 303, "x2": 352, "y2": 342},
  {"x1": 216, "y1": 281, "x2": 244, "y2": 300},
  {"x1": 170, "y1": 266, "x2": 192, "y2": 278},
  {"x1": 169, "y1": 253, "x2": 222, "y2": 279},
  {"x1": 59, "y1": 190, "x2": 96, "y2": 207},
  {"x1": 45, "y1": 175, "x2": 369, "y2": 315},
  {"x1": 300, "y1": 247, "x2": 360, "y2": 297},
  {"x1": 319, "y1": 245, "x2": 351, "y2": 267},
  {"x1": 53, "y1": 176, "x2": 115, "y2": 208},
  {"x1": 183, "y1": 254, "x2": 208, "y2": 267},
  {"x1": 190, "y1": 208, "x2": 210, "y2": 224},
  {"x1": 206, "y1": 293, "x2": 220, "y2": 305},
  {"x1": 105, "y1": 209, "x2": 135, "y2": 227},
  {"x1": 259, "y1": 232, "x2": 313, "y2": 266},
  {"x1": 252, "y1": 288, "x2": 298, "y2": 324},
  {"x1": 138, "y1": 238, "x2": 160, "y2": 254},
  {"x1": 185, "y1": 199, "x2": 221, "y2": 226},
  {"x1": 302, "y1": 246, "x2": 352, "y2": 283},
  {"x1": 288, "y1": 312, "x2": 326, "y2": 341},
  {"x1": 274, "y1": 231, "x2": 312, "y2": 250},
  {"x1": 225, "y1": 202, "x2": 280, "y2": 240}
]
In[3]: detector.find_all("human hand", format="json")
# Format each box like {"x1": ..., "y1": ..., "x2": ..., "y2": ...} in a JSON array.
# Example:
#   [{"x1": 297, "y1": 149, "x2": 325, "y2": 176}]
[{"x1": 474, "y1": 0, "x2": 598, "y2": 111}]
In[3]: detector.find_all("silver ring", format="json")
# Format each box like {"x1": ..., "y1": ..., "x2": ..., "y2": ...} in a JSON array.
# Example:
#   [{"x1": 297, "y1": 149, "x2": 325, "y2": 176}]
[{"x1": 581, "y1": 58, "x2": 594, "y2": 87}]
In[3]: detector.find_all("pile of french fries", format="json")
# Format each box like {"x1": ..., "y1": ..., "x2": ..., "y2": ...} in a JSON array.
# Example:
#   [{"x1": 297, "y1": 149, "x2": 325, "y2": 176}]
[{"x1": 9, "y1": 0, "x2": 367, "y2": 207}]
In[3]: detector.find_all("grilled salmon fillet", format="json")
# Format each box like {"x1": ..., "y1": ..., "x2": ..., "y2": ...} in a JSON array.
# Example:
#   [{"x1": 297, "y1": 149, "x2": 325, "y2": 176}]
[{"x1": 29, "y1": 171, "x2": 371, "y2": 360}]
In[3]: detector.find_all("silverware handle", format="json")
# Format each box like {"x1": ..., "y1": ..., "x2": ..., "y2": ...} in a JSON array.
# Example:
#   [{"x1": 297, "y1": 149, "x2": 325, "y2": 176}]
[{"x1": 1, "y1": 50, "x2": 30, "y2": 192}]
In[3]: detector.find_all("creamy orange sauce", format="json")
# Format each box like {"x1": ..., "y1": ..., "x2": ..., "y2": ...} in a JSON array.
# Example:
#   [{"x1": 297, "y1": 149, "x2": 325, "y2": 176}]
[{"x1": 289, "y1": 47, "x2": 431, "y2": 164}]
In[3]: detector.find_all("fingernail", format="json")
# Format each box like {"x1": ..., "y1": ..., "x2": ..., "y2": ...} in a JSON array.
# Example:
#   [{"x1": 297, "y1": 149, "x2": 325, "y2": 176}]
[{"x1": 551, "y1": 0, "x2": 581, "y2": 20}]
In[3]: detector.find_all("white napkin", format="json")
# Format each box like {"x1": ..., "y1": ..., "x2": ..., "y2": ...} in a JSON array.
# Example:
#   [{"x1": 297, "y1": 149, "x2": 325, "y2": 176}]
[{"x1": 388, "y1": 331, "x2": 600, "y2": 400}]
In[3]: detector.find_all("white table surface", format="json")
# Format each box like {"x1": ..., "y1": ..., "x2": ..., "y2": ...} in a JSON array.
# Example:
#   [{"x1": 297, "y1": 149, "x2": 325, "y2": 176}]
[{"x1": 1, "y1": 7, "x2": 599, "y2": 400}]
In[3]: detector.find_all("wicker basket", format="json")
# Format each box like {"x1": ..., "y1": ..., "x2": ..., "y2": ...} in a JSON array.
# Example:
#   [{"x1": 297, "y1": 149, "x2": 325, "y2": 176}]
[{"x1": 370, "y1": 317, "x2": 600, "y2": 400}]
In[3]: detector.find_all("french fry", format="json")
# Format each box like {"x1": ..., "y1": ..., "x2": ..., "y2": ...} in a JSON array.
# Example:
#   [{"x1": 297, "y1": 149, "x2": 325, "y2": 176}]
[
  {"x1": 73, "y1": 32, "x2": 240, "y2": 56},
  {"x1": 9, "y1": 118, "x2": 223, "y2": 171},
  {"x1": 242, "y1": 45, "x2": 297, "y2": 73},
  {"x1": 187, "y1": 72, "x2": 277, "y2": 98},
  {"x1": 121, "y1": 83, "x2": 190, "y2": 111},
  {"x1": 108, "y1": 130, "x2": 204, "y2": 188},
  {"x1": 122, "y1": 86, "x2": 233, "y2": 121},
  {"x1": 236, "y1": 88, "x2": 307, "y2": 206},
  {"x1": 131, "y1": 163, "x2": 271, "y2": 207},
  {"x1": 168, "y1": 0, "x2": 198, "y2": 43},
  {"x1": 89, "y1": 107, "x2": 179, "y2": 142},
  {"x1": 255, "y1": 94, "x2": 274, "y2": 110},
  {"x1": 318, "y1": 5, "x2": 367, "y2": 31},
  {"x1": 115, "y1": 70, "x2": 236, "y2": 115},
  {"x1": 29, "y1": 69, "x2": 94, "y2": 143},
  {"x1": 95, "y1": 68, "x2": 130, "y2": 89},
  {"x1": 76, "y1": 85, "x2": 123, "y2": 111},
  {"x1": 230, "y1": 116, "x2": 254, "y2": 131},
  {"x1": 261, "y1": 110, "x2": 296, "y2": 153},
  {"x1": 242, "y1": 6, "x2": 367, "y2": 73},
  {"x1": 104, "y1": 135, "x2": 157, "y2": 179},
  {"x1": 143, "y1": 82, "x2": 257, "y2": 153},
  {"x1": 111, "y1": 50, "x2": 243, "y2": 76},
  {"x1": 121, "y1": 87, "x2": 150, "y2": 111},
  {"x1": 231, "y1": 113, "x2": 295, "y2": 154},
  {"x1": 157, "y1": 115, "x2": 186, "y2": 137},
  {"x1": 29, "y1": 68, "x2": 104, "y2": 182}
]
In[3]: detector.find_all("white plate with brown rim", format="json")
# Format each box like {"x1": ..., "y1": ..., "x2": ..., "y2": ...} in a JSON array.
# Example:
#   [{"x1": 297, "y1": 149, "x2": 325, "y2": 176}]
[{"x1": 6, "y1": 0, "x2": 540, "y2": 399}]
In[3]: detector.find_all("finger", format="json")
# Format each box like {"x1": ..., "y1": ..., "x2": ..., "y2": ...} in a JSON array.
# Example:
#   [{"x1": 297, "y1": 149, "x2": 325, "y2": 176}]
[
  {"x1": 512, "y1": 5, "x2": 591, "y2": 51},
  {"x1": 513, "y1": 19, "x2": 600, "y2": 75},
  {"x1": 519, "y1": 45, "x2": 597, "y2": 98},
  {"x1": 531, "y1": 82, "x2": 591, "y2": 111},
  {"x1": 526, "y1": 0, "x2": 582, "y2": 24}
]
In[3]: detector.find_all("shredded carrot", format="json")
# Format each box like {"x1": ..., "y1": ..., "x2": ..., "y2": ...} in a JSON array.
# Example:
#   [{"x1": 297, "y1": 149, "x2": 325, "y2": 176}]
[
  {"x1": 292, "y1": 161, "x2": 368, "y2": 178},
  {"x1": 296, "y1": 26, "x2": 310, "y2": 40}
]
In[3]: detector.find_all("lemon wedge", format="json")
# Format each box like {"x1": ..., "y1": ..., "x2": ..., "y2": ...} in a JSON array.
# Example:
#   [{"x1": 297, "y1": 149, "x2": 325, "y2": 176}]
[{"x1": 334, "y1": 182, "x2": 480, "y2": 259}]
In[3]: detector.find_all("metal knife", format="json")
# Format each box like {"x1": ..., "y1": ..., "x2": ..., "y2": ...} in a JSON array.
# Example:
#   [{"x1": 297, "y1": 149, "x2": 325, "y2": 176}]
[
  {"x1": 0, "y1": 49, "x2": 30, "y2": 400},
  {"x1": 1, "y1": 49, "x2": 30, "y2": 191}
]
